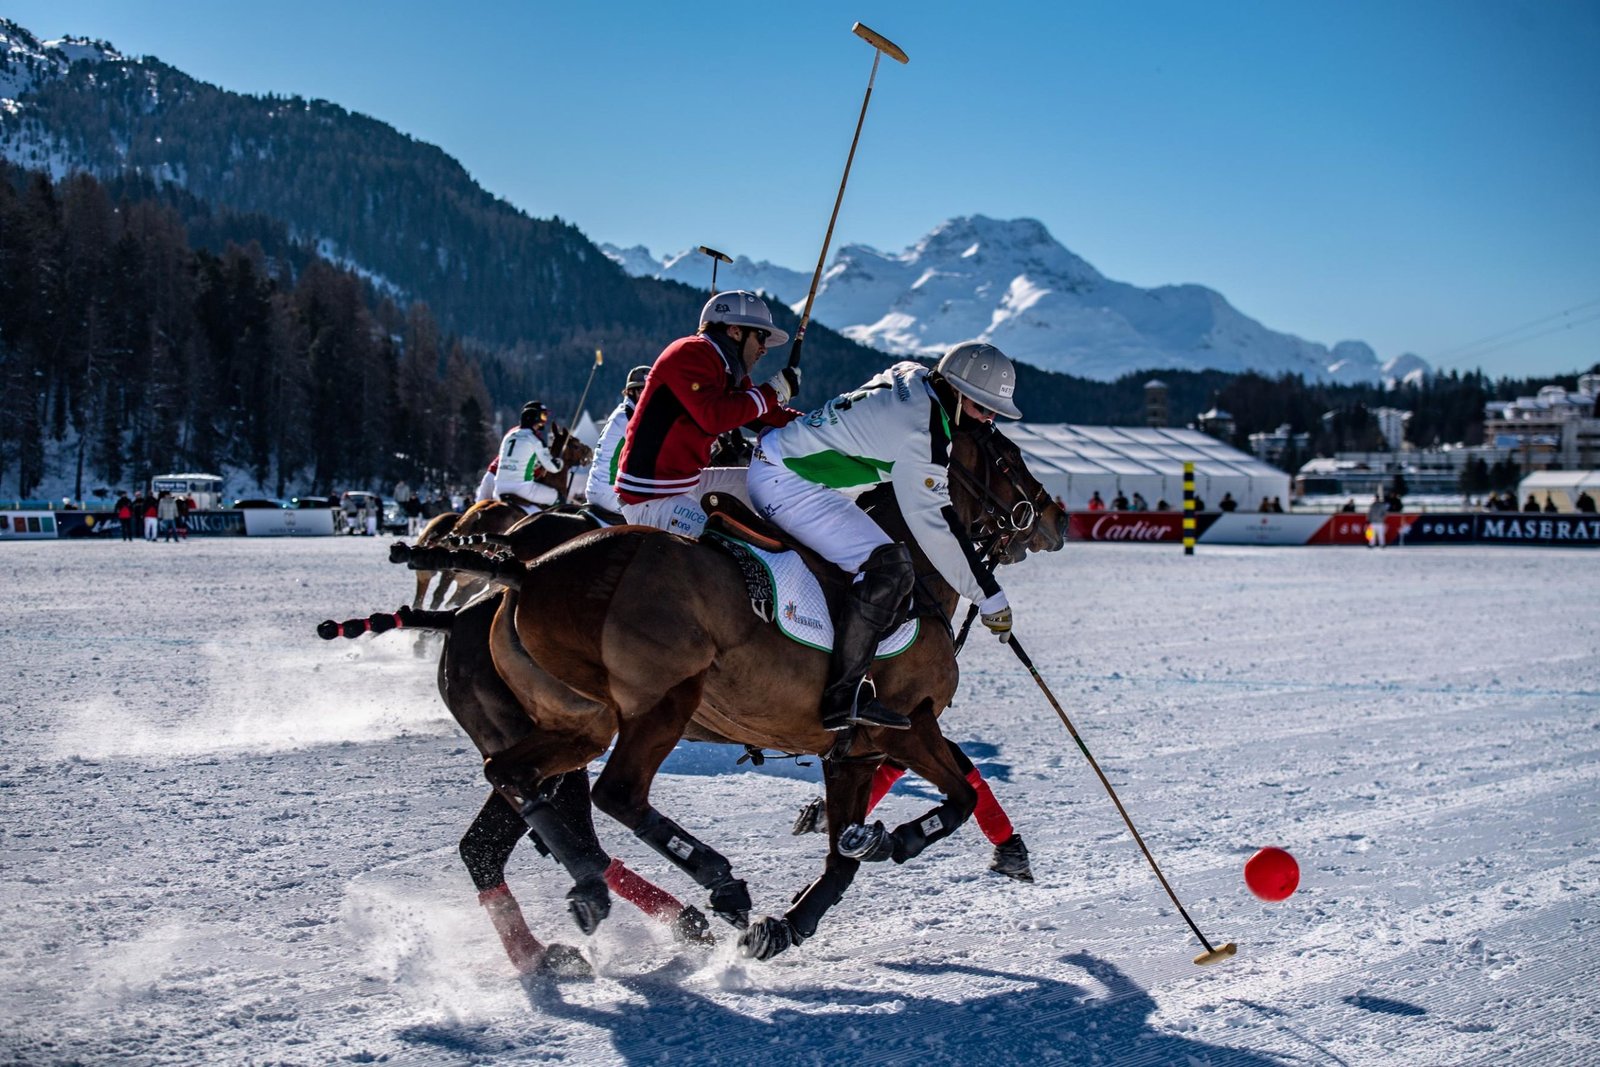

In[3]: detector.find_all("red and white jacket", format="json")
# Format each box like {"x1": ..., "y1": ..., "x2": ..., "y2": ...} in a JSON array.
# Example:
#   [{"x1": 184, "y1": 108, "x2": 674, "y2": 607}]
[{"x1": 616, "y1": 334, "x2": 797, "y2": 504}]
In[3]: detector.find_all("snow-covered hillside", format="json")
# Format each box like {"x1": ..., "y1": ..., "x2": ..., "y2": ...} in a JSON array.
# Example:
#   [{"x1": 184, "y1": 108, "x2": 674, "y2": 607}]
[
  {"x1": 0, "y1": 20, "x2": 118, "y2": 105},
  {"x1": 1, "y1": 537, "x2": 1594, "y2": 1065},
  {"x1": 608, "y1": 217, "x2": 1429, "y2": 384}
]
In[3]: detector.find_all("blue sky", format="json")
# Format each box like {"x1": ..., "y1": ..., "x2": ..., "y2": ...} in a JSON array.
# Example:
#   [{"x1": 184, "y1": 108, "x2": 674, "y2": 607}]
[{"x1": 9, "y1": 0, "x2": 1599, "y2": 379}]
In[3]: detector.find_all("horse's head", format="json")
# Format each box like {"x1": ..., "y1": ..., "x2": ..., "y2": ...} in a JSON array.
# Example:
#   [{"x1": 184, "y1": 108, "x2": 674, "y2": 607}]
[
  {"x1": 548, "y1": 425, "x2": 595, "y2": 470},
  {"x1": 948, "y1": 423, "x2": 1067, "y2": 565}
]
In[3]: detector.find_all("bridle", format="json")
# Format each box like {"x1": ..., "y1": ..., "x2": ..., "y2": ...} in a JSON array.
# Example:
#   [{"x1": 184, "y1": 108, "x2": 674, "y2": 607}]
[{"x1": 949, "y1": 422, "x2": 1052, "y2": 560}]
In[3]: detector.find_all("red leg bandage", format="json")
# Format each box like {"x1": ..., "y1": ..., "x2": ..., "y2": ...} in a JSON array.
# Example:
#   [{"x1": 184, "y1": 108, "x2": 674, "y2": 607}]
[
  {"x1": 967, "y1": 767, "x2": 1014, "y2": 845},
  {"x1": 866, "y1": 764, "x2": 907, "y2": 814},
  {"x1": 477, "y1": 882, "x2": 545, "y2": 974},
  {"x1": 603, "y1": 858, "x2": 684, "y2": 922}
]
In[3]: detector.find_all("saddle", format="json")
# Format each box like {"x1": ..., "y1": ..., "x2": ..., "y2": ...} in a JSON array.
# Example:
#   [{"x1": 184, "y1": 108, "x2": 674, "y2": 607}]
[
  {"x1": 497, "y1": 492, "x2": 541, "y2": 514},
  {"x1": 698, "y1": 492, "x2": 935, "y2": 653}
]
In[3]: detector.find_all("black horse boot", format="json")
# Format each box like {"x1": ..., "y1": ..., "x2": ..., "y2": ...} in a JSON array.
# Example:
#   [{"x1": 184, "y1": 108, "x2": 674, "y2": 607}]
[{"x1": 819, "y1": 543, "x2": 915, "y2": 731}]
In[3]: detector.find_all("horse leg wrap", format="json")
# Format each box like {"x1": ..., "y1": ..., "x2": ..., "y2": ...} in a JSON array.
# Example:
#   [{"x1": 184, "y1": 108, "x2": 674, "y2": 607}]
[
  {"x1": 783, "y1": 862, "x2": 857, "y2": 941},
  {"x1": 513, "y1": 776, "x2": 613, "y2": 935},
  {"x1": 603, "y1": 857, "x2": 685, "y2": 922},
  {"x1": 890, "y1": 798, "x2": 968, "y2": 863},
  {"x1": 478, "y1": 883, "x2": 545, "y2": 974},
  {"x1": 634, "y1": 810, "x2": 750, "y2": 928}
]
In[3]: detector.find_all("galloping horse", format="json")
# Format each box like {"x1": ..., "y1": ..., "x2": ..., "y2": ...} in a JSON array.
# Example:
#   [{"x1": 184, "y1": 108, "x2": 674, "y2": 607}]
[
  {"x1": 461, "y1": 423, "x2": 1065, "y2": 959},
  {"x1": 410, "y1": 427, "x2": 594, "y2": 612}
]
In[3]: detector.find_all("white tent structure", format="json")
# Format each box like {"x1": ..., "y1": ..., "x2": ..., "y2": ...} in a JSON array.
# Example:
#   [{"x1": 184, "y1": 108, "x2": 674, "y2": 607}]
[
  {"x1": 1004, "y1": 424, "x2": 1291, "y2": 510},
  {"x1": 1517, "y1": 469, "x2": 1600, "y2": 511}
]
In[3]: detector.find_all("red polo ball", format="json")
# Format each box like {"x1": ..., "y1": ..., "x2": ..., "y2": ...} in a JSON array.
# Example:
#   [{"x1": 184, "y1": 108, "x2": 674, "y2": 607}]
[{"x1": 1244, "y1": 846, "x2": 1299, "y2": 901}]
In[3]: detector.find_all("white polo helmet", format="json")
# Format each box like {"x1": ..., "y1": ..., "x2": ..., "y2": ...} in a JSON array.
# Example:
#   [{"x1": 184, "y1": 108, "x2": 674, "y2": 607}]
[
  {"x1": 700, "y1": 290, "x2": 789, "y2": 348},
  {"x1": 935, "y1": 341, "x2": 1022, "y2": 419}
]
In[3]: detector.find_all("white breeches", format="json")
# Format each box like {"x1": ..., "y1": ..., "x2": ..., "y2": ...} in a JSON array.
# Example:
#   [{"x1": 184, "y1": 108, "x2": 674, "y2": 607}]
[
  {"x1": 619, "y1": 467, "x2": 751, "y2": 539},
  {"x1": 747, "y1": 455, "x2": 889, "y2": 575}
]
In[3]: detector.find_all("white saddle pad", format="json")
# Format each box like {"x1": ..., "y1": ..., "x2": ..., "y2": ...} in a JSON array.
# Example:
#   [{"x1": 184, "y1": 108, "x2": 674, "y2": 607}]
[{"x1": 743, "y1": 542, "x2": 919, "y2": 658}]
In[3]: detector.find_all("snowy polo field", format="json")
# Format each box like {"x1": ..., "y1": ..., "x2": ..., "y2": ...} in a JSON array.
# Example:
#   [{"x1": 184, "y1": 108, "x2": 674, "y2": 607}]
[{"x1": 2, "y1": 537, "x2": 1596, "y2": 1066}]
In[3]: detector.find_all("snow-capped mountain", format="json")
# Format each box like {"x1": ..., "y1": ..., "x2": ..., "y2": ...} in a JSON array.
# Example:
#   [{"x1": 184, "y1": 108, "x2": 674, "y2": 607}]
[
  {"x1": 599, "y1": 244, "x2": 810, "y2": 306},
  {"x1": 0, "y1": 21, "x2": 118, "y2": 105},
  {"x1": 608, "y1": 216, "x2": 1425, "y2": 384}
]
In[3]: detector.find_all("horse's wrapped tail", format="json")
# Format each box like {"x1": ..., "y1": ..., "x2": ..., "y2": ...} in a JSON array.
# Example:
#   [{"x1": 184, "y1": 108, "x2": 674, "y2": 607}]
[
  {"x1": 389, "y1": 540, "x2": 526, "y2": 581},
  {"x1": 316, "y1": 605, "x2": 457, "y2": 640}
]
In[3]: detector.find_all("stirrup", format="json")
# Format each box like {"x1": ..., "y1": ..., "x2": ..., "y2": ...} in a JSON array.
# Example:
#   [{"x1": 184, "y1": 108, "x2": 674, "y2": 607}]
[{"x1": 822, "y1": 677, "x2": 911, "y2": 732}]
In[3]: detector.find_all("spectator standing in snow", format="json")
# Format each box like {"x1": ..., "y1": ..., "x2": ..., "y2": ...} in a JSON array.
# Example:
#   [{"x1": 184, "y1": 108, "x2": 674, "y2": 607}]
[
  {"x1": 615, "y1": 291, "x2": 799, "y2": 538},
  {"x1": 115, "y1": 492, "x2": 135, "y2": 542},
  {"x1": 157, "y1": 491, "x2": 178, "y2": 542},
  {"x1": 584, "y1": 364, "x2": 651, "y2": 517},
  {"x1": 142, "y1": 494, "x2": 160, "y2": 542},
  {"x1": 1367, "y1": 492, "x2": 1389, "y2": 548}
]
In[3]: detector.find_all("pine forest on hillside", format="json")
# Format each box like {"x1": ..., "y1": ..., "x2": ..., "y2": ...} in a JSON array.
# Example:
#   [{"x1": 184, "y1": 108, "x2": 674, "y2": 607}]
[{"x1": 0, "y1": 163, "x2": 1589, "y2": 500}]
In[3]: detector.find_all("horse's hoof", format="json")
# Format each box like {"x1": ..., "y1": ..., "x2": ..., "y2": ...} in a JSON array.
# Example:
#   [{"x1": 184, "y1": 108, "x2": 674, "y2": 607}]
[
  {"x1": 738, "y1": 916, "x2": 805, "y2": 961},
  {"x1": 838, "y1": 821, "x2": 896, "y2": 862},
  {"x1": 989, "y1": 833, "x2": 1034, "y2": 882},
  {"x1": 708, "y1": 878, "x2": 751, "y2": 930},
  {"x1": 669, "y1": 905, "x2": 716, "y2": 947},
  {"x1": 565, "y1": 877, "x2": 611, "y2": 935},
  {"x1": 791, "y1": 796, "x2": 825, "y2": 835},
  {"x1": 534, "y1": 943, "x2": 592, "y2": 979}
]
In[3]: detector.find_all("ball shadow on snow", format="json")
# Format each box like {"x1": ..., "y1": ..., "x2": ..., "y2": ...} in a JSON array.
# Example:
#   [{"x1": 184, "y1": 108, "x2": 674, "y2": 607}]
[{"x1": 422, "y1": 952, "x2": 1294, "y2": 1067}]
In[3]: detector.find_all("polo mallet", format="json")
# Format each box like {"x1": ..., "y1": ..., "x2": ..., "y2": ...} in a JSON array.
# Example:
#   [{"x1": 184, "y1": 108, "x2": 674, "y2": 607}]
[
  {"x1": 698, "y1": 245, "x2": 733, "y2": 294},
  {"x1": 556, "y1": 347, "x2": 604, "y2": 500},
  {"x1": 1008, "y1": 634, "x2": 1237, "y2": 966},
  {"x1": 566, "y1": 348, "x2": 603, "y2": 431},
  {"x1": 789, "y1": 21, "x2": 908, "y2": 372}
]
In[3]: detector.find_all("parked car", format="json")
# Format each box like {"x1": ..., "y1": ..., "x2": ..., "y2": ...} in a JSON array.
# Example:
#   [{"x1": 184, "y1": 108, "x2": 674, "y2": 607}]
[
  {"x1": 380, "y1": 500, "x2": 410, "y2": 535},
  {"x1": 230, "y1": 497, "x2": 291, "y2": 509},
  {"x1": 291, "y1": 495, "x2": 337, "y2": 509}
]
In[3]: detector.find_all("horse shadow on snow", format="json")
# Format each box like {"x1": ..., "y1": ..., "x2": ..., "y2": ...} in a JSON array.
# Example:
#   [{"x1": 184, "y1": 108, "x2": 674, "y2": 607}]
[{"x1": 429, "y1": 951, "x2": 1291, "y2": 1066}]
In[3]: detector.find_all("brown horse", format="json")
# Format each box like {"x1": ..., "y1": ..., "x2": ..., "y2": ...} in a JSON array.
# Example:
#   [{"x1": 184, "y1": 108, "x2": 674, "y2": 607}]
[
  {"x1": 318, "y1": 586, "x2": 713, "y2": 977},
  {"x1": 410, "y1": 428, "x2": 594, "y2": 612},
  {"x1": 462, "y1": 423, "x2": 1065, "y2": 959}
]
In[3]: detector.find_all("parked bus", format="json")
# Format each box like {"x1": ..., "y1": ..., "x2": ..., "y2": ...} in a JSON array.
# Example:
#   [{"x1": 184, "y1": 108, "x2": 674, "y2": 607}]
[{"x1": 151, "y1": 473, "x2": 224, "y2": 511}]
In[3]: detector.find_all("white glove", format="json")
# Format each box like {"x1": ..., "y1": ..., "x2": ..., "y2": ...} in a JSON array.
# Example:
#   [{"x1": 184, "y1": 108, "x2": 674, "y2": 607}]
[
  {"x1": 978, "y1": 590, "x2": 1012, "y2": 641},
  {"x1": 764, "y1": 366, "x2": 801, "y2": 405}
]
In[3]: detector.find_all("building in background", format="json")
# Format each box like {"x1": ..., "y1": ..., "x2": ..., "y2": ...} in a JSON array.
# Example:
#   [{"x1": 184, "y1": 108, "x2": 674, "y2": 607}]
[
  {"x1": 1144, "y1": 380, "x2": 1169, "y2": 428},
  {"x1": 1483, "y1": 376, "x2": 1600, "y2": 472}
]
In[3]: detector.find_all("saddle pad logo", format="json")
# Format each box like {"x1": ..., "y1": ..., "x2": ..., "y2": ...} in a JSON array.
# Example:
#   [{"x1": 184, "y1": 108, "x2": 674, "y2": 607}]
[{"x1": 746, "y1": 542, "x2": 918, "y2": 658}]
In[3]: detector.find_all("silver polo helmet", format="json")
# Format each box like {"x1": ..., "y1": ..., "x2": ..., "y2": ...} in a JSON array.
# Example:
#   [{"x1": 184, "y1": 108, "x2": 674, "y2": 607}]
[
  {"x1": 700, "y1": 291, "x2": 789, "y2": 348},
  {"x1": 935, "y1": 341, "x2": 1022, "y2": 419}
]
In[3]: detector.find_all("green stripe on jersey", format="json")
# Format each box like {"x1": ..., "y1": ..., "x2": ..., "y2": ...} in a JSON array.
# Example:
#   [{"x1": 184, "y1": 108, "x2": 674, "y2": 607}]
[{"x1": 784, "y1": 450, "x2": 892, "y2": 488}]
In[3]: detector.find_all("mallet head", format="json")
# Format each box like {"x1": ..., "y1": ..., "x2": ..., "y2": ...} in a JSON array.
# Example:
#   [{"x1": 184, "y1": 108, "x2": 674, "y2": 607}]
[
  {"x1": 852, "y1": 22, "x2": 908, "y2": 64},
  {"x1": 697, "y1": 245, "x2": 733, "y2": 265}
]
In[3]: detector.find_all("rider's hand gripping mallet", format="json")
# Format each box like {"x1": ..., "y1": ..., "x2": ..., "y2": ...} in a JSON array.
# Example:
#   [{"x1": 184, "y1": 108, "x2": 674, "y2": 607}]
[
  {"x1": 788, "y1": 21, "x2": 908, "y2": 372},
  {"x1": 698, "y1": 245, "x2": 733, "y2": 294},
  {"x1": 1008, "y1": 634, "x2": 1238, "y2": 966}
]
